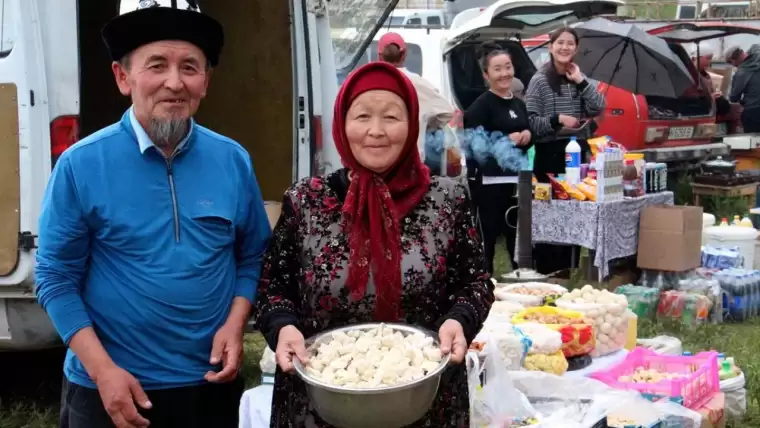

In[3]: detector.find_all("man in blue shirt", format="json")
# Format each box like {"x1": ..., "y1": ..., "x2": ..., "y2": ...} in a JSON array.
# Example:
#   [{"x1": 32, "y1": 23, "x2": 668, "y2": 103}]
[{"x1": 35, "y1": 4, "x2": 271, "y2": 428}]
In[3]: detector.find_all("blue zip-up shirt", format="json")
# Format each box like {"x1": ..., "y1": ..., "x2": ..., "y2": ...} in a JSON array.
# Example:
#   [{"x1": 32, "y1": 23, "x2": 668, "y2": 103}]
[{"x1": 35, "y1": 110, "x2": 272, "y2": 389}]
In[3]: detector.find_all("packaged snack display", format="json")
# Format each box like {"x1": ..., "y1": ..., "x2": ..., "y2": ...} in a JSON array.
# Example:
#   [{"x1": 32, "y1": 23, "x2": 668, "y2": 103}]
[
  {"x1": 494, "y1": 283, "x2": 568, "y2": 307},
  {"x1": 556, "y1": 285, "x2": 628, "y2": 357},
  {"x1": 615, "y1": 284, "x2": 660, "y2": 319},
  {"x1": 589, "y1": 347, "x2": 720, "y2": 410},
  {"x1": 657, "y1": 291, "x2": 712, "y2": 327},
  {"x1": 523, "y1": 350, "x2": 569, "y2": 376},
  {"x1": 512, "y1": 306, "x2": 595, "y2": 357}
]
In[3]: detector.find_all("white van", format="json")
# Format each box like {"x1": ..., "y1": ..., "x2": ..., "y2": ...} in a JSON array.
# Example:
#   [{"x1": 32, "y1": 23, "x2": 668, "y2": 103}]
[
  {"x1": 440, "y1": 0, "x2": 623, "y2": 119},
  {"x1": 0, "y1": 0, "x2": 392, "y2": 350}
]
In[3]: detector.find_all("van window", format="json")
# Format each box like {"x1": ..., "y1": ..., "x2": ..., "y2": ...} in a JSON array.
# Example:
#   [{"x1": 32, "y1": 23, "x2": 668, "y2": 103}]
[
  {"x1": 701, "y1": 4, "x2": 748, "y2": 18},
  {"x1": 427, "y1": 16, "x2": 441, "y2": 25},
  {"x1": 406, "y1": 17, "x2": 422, "y2": 25},
  {"x1": 0, "y1": 0, "x2": 14, "y2": 57},
  {"x1": 337, "y1": 41, "x2": 423, "y2": 84},
  {"x1": 330, "y1": 0, "x2": 396, "y2": 70},
  {"x1": 678, "y1": 5, "x2": 697, "y2": 19}
]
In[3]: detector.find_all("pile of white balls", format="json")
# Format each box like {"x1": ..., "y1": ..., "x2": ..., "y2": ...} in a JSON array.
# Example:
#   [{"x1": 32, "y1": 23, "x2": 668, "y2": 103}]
[
  {"x1": 557, "y1": 285, "x2": 629, "y2": 356},
  {"x1": 303, "y1": 324, "x2": 444, "y2": 389}
]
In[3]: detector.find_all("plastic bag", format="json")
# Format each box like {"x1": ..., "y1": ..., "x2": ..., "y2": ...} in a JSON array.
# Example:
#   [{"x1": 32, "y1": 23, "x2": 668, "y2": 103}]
[
  {"x1": 495, "y1": 283, "x2": 568, "y2": 307},
  {"x1": 488, "y1": 301, "x2": 526, "y2": 319},
  {"x1": 259, "y1": 347, "x2": 276, "y2": 374},
  {"x1": 555, "y1": 299, "x2": 626, "y2": 357},
  {"x1": 471, "y1": 326, "x2": 532, "y2": 370},
  {"x1": 515, "y1": 322, "x2": 563, "y2": 355},
  {"x1": 636, "y1": 336, "x2": 683, "y2": 356},
  {"x1": 424, "y1": 126, "x2": 467, "y2": 179},
  {"x1": 721, "y1": 372, "x2": 747, "y2": 420},
  {"x1": 615, "y1": 284, "x2": 660, "y2": 318},
  {"x1": 514, "y1": 306, "x2": 595, "y2": 357},
  {"x1": 467, "y1": 340, "x2": 537, "y2": 427}
]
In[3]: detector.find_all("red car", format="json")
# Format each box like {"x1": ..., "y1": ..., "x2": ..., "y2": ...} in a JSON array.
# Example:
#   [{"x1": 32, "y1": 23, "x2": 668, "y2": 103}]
[{"x1": 525, "y1": 22, "x2": 760, "y2": 162}]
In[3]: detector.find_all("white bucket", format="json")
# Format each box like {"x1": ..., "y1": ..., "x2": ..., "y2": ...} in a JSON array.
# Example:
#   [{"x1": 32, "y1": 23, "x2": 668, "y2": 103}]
[
  {"x1": 702, "y1": 213, "x2": 716, "y2": 245},
  {"x1": 704, "y1": 226, "x2": 759, "y2": 268}
]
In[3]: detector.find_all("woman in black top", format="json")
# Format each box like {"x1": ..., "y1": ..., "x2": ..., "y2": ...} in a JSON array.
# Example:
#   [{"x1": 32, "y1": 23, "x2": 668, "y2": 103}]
[{"x1": 464, "y1": 41, "x2": 532, "y2": 274}]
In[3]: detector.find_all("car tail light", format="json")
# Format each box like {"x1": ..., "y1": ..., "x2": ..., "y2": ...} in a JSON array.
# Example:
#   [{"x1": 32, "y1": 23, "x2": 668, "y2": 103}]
[
  {"x1": 312, "y1": 115, "x2": 324, "y2": 175},
  {"x1": 644, "y1": 126, "x2": 668, "y2": 143},
  {"x1": 50, "y1": 115, "x2": 80, "y2": 168}
]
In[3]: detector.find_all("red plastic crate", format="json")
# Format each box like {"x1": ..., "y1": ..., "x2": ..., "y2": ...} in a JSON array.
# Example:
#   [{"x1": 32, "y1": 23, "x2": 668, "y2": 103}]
[{"x1": 589, "y1": 347, "x2": 719, "y2": 409}]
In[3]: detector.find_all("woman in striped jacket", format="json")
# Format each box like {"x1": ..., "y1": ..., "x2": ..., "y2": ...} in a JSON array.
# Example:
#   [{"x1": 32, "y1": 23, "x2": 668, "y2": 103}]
[{"x1": 525, "y1": 27, "x2": 605, "y2": 275}]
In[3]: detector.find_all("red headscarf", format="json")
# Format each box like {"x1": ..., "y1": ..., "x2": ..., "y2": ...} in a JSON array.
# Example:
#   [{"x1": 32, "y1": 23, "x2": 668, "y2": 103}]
[{"x1": 332, "y1": 61, "x2": 431, "y2": 322}]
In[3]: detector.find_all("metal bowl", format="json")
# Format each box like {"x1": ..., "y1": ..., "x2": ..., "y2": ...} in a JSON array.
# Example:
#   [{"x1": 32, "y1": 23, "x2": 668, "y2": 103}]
[{"x1": 293, "y1": 323, "x2": 450, "y2": 428}]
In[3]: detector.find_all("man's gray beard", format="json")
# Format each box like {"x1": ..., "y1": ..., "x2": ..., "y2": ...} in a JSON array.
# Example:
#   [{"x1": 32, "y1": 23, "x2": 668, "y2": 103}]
[{"x1": 148, "y1": 118, "x2": 189, "y2": 149}]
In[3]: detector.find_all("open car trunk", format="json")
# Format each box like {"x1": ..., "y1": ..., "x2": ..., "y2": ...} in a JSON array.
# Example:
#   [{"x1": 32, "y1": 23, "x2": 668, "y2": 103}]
[
  {"x1": 449, "y1": 40, "x2": 536, "y2": 110},
  {"x1": 645, "y1": 43, "x2": 712, "y2": 120},
  {"x1": 78, "y1": 0, "x2": 294, "y2": 201}
]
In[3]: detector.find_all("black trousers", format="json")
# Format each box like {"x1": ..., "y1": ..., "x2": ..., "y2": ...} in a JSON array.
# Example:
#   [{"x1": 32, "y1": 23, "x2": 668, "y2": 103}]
[
  {"x1": 532, "y1": 138, "x2": 589, "y2": 275},
  {"x1": 741, "y1": 108, "x2": 760, "y2": 133},
  {"x1": 471, "y1": 181, "x2": 518, "y2": 274},
  {"x1": 59, "y1": 376, "x2": 244, "y2": 428}
]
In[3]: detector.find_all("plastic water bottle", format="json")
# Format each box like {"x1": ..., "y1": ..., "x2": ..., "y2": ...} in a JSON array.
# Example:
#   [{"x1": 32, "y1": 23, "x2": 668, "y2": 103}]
[{"x1": 565, "y1": 137, "x2": 581, "y2": 185}]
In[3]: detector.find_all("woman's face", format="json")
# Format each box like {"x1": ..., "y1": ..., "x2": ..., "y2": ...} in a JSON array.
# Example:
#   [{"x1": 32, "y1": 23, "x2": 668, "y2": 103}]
[
  {"x1": 345, "y1": 89, "x2": 409, "y2": 174},
  {"x1": 551, "y1": 31, "x2": 578, "y2": 65},
  {"x1": 484, "y1": 53, "x2": 514, "y2": 92}
]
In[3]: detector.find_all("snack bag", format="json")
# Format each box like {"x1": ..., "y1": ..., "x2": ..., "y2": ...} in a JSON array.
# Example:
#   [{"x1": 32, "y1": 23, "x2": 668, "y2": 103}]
[
  {"x1": 547, "y1": 175, "x2": 569, "y2": 200},
  {"x1": 576, "y1": 182, "x2": 596, "y2": 202},
  {"x1": 583, "y1": 177, "x2": 597, "y2": 187},
  {"x1": 523, "y1": 350, "x2": 569, "y2": 376},
  {"x1": 534, "y1": 183, "x2": 551, "y2": 201},
  {"x1": 562, "y1": 183, "x2": 587, "y2": 201}
]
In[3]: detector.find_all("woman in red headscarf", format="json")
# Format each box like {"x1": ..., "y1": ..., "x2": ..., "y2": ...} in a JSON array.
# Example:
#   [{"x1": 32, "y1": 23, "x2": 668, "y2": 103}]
[{"x1": 254, "y1": 62, "x2": 494, "y2": 426}]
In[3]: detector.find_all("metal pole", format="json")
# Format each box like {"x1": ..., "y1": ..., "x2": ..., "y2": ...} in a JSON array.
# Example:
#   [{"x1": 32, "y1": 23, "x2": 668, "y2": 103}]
[
  {"x1": 517, "y1": 170, "x2": 533, "y2": 269},
  {"x1": 171, "y1": 0, "x2": 178, "y2": 9}
]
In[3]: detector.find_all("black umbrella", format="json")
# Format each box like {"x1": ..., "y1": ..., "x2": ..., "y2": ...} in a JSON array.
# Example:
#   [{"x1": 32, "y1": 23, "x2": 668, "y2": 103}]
[{"x1": 573, "y1": 18, "x2": 694, "y2": 98}]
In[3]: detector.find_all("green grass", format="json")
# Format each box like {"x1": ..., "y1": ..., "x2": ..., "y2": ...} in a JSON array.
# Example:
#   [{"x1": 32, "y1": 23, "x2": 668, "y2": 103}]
[{"x1": 2, "y1": 244, "x2": 759, "y2": 427}]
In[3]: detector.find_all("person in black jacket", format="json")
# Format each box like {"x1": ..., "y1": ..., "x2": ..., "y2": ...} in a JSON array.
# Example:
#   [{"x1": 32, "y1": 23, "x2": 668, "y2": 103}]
[{"x1": 464, "y1": 41, "x2": 532, "y2": 274}]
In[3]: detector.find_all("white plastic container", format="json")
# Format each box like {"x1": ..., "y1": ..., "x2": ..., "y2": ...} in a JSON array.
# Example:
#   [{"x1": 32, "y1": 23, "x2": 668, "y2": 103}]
[
  {"x1": 702, "y1": 213, "x2": 716, "y2": 245},
  {"x1": 703, "y1": 226, "x2": 759, "y2": 268},
  {"x1": 565, "y1": 137, "x2": 581, "y2": 185}
]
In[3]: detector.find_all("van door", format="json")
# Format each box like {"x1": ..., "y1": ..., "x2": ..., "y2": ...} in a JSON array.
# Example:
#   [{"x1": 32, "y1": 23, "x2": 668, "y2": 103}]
[
  {"x1": 0, "y1": 0, "x2": 51, "y2": 286},
  {"x1": 444, "y1": 0, "x2": 624, "y2": 54}
]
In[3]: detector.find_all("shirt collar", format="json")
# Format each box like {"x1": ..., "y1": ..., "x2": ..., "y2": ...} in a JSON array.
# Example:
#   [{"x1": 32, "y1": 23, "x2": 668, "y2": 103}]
[{"x1": 129, "y1": 106, "x2": 194, "y2": 155}]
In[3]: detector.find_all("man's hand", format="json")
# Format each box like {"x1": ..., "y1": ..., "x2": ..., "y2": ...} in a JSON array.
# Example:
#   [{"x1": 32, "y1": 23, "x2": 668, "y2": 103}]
[
  {"x1": 508, "y1": 132, "x2": 522, "y2": 143},
  {"x1": 438, "y1": 319, "x2": 467, "y2": 364},
  {"x1": 94, "y1": 364, "x2": 152, "y2": 428},
  {"x1": 204, "y1": 322, "x2": 244, "y2": 383},
  {"x1": 276, "y1": 325, "x2": 309, "y2": 373}
]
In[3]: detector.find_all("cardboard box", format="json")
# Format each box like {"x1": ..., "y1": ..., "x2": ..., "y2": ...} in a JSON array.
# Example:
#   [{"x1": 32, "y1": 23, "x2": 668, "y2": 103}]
[
  {"x1": 637, "y1": 205, "x2": 703, "y2": 271},
  {"x1": 698, "y1": 392, "x2": 726, "y2": 428},
  {"x1": 264, "y1": 201, "x2": 282, "y2": 230},
  {"x1": 707, "y1": 67, "x2": 734, "y2": 95}
]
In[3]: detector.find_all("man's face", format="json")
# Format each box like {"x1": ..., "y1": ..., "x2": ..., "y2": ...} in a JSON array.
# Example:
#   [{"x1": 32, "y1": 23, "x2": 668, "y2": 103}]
[{"x1": 112, "y1": 40, "x2": 210, "y2": 127}]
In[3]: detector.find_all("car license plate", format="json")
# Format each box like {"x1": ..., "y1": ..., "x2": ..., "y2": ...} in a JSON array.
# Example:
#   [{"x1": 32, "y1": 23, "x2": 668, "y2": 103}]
[
  {"x1": 716, "y1": 123, "x2": 728, "y2": 136},
  {"x1": 669, "y1": 126, "x2": 694, "y2": 139}
]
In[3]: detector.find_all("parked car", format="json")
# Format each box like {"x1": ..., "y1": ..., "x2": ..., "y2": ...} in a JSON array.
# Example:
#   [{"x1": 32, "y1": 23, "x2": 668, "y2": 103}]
[
  {"x1": 440, "y1": 0, "x2": 623, "y2": 128},
  {"x1": 524, "y1": 21, "x2": 760, "y2": 162}
]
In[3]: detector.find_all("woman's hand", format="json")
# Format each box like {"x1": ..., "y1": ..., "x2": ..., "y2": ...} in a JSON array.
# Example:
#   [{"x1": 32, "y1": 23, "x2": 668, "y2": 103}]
[
  {"x1": 565, "y1": 63, "x2": 584, "y2": 84},
  {"x1": 508, "y1": 132, "x2": 522, "y2": 143},
  {"x1": 558, "y1": 114, "x2": 580, "y2": 128},
  {"x1": 275, "y1": 325, "x2": 309, "y2": 373},
  {"x1": 438, "y1": 319, "x2": 467, "y2": 364},
  {"x1": 518, "y1": 130, "x2": 532, "y2": 146}
]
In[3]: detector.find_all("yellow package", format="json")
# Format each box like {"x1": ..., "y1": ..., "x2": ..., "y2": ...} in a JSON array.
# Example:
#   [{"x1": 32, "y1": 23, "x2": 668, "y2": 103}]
[
  {"x1": 583, "y1": 177, "x2": 597, "y2": 187},
  {"x1": 534, "y1": 183, "x2": 551, "y2": 201},
  {"x1": 576, "y1": 182, "x2": 596, "y2": 202},
  {"x1": 558, "y1": 180, "x2": 587, "y2": 201},
  {"x1": 524, "y1": 350, "x2": 569, "y2": 376}
]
